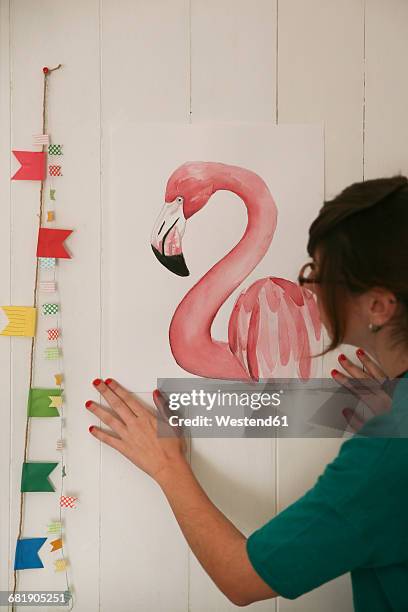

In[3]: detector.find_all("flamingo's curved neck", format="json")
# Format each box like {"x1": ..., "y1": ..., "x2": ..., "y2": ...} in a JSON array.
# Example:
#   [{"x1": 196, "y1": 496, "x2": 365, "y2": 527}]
[{"x1": 170, "y1": 166, "x2": 278, "y2": 379}]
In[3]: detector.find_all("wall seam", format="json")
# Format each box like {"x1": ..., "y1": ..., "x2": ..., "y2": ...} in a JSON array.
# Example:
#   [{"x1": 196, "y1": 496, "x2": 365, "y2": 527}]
[
  {"x1": 274, "y1": 4, "x2": 279, "y2": 610},
  {"x1": 187, "y1": 4, "x2": 193, "y2": 609},
  {"x1": 275, "y1": 0, "x2": 279, "y2": 124},
  {"x1": 362, "y1": 0, "x2": 366, "y2": 181},
  {"x1": 98, "y1": 0, "x2": 103, "y2": 610},
  {"x1": 7, "y1": 0, "x2": 12, "y2": 601}
]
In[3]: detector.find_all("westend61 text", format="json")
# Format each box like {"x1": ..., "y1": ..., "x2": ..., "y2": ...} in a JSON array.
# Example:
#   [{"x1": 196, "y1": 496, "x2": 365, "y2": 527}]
[{"x1": 168, "y1": 414, "x2": 288, "y2": 427}]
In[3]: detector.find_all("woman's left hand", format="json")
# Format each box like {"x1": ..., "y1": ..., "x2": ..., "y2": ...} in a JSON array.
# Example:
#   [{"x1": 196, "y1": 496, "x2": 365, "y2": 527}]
[{"x1": 86, "y1": 378, "x2": 187, "y2": 481}]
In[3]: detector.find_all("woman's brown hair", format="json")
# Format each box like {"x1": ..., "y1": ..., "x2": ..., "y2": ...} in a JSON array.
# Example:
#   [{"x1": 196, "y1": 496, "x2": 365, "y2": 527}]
[{"x1": 307, "y1": 174, "x2": 408, "y2": 353}]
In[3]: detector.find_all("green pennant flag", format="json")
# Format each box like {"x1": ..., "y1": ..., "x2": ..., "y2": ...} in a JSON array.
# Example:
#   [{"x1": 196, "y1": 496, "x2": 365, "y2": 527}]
[
  {"x1": 21, "y1": 462, "x2": 58, "y2": 492},
  {"x1": 27, "y1": 388, "x2": 63, "y2": 417}
]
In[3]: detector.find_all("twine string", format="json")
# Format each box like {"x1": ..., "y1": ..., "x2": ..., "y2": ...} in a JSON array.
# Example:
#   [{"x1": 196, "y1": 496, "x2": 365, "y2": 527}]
[{"x1": 11, "y1": 63, "x2": 73, "y2": 612}]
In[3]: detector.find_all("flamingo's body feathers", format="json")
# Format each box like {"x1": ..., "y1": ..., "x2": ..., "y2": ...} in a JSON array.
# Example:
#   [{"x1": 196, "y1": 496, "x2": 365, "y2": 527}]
[{"x1": 228, "y1": 277, "x2": 321, "y2": 381}]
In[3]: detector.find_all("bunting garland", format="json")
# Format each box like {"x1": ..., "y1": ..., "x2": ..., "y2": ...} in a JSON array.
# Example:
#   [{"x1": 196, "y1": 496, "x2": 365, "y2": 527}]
[{"x1": 9, "y1": 64, "x2": 74, "y2": 610}]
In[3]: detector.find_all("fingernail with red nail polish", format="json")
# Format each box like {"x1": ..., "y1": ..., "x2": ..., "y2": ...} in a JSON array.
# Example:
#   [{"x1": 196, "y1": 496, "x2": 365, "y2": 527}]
[
  {"x1": 338, "y1": 354, "x2": 346, "y2": 361},
  {"x1": 89, "y1": 425, "x2": 95, "y2": 433},
  {"x1": 85, "y1": 400, "x2": 93, "y2": 409},
  {"x1": 93, "y1": 378, "x2": 102, "y2": 386},
  {"x1": 331, "y1": 369, "x2": 339, "y2": 377},
  {"x1": 105, "y1": 378, "x2": 113, "y2": 386},
  {"x1": 356, "y1": 348, "x2": 365, "y2": 357}
]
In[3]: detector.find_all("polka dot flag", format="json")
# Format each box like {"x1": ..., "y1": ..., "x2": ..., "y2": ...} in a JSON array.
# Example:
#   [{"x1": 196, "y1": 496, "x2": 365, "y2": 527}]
[
  {"x1": 48, "y1": 144, "x2": 63, "y2": 156},
  {"x1": 47, "y1": 328, "x2": 60, "y2": 341},
  {"x1": 49, "y1": 165, "x2": 62, "y2": 177},
  {"x1": 42, "y1": 303, "x2": 59, "y2": 316},
  {"x1": 59, "y1": 495, "x2": 78, "y2": 509},
  {"x1": 39, "y1": 257, "x2": 56, "y2": 269}
]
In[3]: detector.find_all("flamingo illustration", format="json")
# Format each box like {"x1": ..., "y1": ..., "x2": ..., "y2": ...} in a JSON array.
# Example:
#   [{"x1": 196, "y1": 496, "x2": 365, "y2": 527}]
[{"x1": 151, "y1": 162, "x2": 321, "y2": 381}]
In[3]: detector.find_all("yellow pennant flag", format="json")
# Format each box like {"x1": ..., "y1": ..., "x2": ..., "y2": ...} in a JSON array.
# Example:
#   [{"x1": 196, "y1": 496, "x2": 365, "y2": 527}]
[
  {"x1": 54, "y1": 558, "x2": 68, "y2": 572},
  {"x1": 49, "y1": 395, "x2": 63, "y2": 409},
  {"x1": 0, "y1": 306, "x2": 36, "y2": 337}
]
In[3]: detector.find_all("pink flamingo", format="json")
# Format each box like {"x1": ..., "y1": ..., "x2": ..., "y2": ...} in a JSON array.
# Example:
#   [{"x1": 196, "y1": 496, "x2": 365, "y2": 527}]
[{"x1": 151, "y1": 162, "x2": 321, "y2": 381}]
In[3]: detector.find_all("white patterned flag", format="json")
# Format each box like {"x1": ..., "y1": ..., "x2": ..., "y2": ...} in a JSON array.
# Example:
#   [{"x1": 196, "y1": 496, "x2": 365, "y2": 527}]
[
  {"x1": 47, "y1": 521, "x2": 62, "y2": 534},
  {"x1": 45, "y1": 347, "x2": 61, "y2": 360},
  {"x1": 39, "y1": 281, "x2": 56, "y2": 293},
  {"x1": 33, "y1": 134, "x2": 50, "y2": 146}
]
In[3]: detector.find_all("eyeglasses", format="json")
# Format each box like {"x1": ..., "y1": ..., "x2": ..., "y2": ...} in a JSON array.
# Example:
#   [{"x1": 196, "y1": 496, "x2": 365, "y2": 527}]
[
  {"x1": 298, "y1": 262, "x2": 320, "y2": 287},
  {"x1": 298, "y1": 262, "x2": 350, "y2": 287}
]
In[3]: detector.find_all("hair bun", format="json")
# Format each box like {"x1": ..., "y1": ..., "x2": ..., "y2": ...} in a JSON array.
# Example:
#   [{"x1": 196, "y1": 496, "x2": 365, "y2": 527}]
[
  {"x1": 322, "y1": 174, "x2": 408, "y2": 226},
  {"x1": 308, "y1": 174, "x2": 408, "y2": 254}
]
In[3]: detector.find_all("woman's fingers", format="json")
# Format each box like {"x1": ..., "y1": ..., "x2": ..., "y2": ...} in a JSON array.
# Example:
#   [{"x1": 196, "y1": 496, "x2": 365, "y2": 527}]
[
  {"x1": 153, "y1": 389, "x2": 172, "y2": 421},
  {"x1": 355, "y1": 348, "x2": 388, "y2": 383},
  {"x1": 153, "y1": 390, "x2": 187, "y2": 454},
  {"x1": 93, "y1": 379, "x2": 136, "y2": 424},
  {"x1": 337, "y1": 353, "x2": 370, "y2": 380},
  {"x1": 331, "y1": 368, "x2": 359, "y2": 395},
  {"x1": 342, "y1": 408, "x2": 365, "y2": 432},
  {"x1": 332, "y1": 359, "x2": 392, "y2": 415},
  {"x1": 86, "y1": 400, "x2": 128, "y2": 438},
  {"x1": 89, "y1": 424, "x2": 127, "y2": 453},
  {"x1": 153, "y1": 390, "x2": 182, "y2": 434},
  {"x1": 103, "y1": 378, "x2": 148, "y2": 418}
]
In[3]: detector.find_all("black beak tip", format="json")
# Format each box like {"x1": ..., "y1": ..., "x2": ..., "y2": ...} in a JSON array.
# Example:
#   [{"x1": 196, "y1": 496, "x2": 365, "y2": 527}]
[{"x1": 151, "y1": 246, "x2": 190, "y2": 277}]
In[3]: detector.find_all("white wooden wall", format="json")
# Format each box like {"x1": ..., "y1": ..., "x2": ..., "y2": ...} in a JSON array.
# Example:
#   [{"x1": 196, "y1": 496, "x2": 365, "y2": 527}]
[{"x1": 1, "y1": 1, "x2": 407, "y2": 611}]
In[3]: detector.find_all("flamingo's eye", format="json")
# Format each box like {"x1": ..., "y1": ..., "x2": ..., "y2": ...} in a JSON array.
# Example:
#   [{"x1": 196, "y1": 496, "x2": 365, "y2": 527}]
[{"x1": 176, "y1": 196, "x2": 183, "y2": 204}]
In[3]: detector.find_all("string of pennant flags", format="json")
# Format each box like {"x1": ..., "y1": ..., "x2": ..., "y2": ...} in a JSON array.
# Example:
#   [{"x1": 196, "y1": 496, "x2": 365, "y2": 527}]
[{"x1": 8, "y1": 65, "x2": 74, "y2": 609}]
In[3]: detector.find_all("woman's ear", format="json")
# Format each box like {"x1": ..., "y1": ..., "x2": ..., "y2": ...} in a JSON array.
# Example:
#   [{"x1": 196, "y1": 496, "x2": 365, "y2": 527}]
[{"x1": 366, "y1": 287, "x2": 398, "y2": 328}]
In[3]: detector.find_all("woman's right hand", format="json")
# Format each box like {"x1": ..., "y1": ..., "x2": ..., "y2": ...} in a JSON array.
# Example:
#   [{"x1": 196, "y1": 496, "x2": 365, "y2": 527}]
[{"x1": 332, "y1": 348, "x2": 393, "y2": 431}]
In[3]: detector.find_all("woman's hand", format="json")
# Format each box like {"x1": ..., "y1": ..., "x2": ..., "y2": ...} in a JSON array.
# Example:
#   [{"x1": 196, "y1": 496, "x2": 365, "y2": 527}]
[
  {"x1": 86, "y1": 378, "x2": 187, "y2": 482},
  {"x1": 332, "y1": 349, "x2": 392, "y2": 431}
]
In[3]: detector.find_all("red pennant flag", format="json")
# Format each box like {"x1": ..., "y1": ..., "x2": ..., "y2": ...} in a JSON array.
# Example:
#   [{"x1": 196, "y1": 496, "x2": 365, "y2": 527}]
[
  {"x1": 37, "y1": 228, "x2": 73, "y2": 259},
  {"x1": 11, "y1": 151, "x2": 46, "y2": 181}
]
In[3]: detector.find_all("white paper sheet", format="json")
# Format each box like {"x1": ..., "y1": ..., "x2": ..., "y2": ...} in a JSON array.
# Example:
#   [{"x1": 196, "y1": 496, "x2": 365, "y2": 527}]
[{"x1": 104, "y1": 123, "x2": 324, "y2": 390}]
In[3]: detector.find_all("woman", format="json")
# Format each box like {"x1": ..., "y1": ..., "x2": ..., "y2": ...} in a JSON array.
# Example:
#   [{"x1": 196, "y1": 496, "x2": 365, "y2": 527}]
[{"x1": 85, "y1": 175, "x2": 408, "y2": 611}]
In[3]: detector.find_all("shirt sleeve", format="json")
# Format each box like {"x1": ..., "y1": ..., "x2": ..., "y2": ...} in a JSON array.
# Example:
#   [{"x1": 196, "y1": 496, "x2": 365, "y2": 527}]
[
  {"x1": 246, "y1": 483, "x2": 367, "y2": 599},
  {"x1": 246, "y1": 431, "x2": 408, "y2": 600}
]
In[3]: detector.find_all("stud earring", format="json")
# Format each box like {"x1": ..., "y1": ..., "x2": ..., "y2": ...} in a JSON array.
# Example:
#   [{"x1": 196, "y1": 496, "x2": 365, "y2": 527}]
[{"x1": 368, "y1": 323, "x2": 382, "y2": 332}]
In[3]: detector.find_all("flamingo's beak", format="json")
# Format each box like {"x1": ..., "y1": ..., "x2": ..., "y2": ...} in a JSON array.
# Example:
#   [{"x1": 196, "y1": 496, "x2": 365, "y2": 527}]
[{"x1": 151, "y1": 200, "x2": 190, "y2": 277}]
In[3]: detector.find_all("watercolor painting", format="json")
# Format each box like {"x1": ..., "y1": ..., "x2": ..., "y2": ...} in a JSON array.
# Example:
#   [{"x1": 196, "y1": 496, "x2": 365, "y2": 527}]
[{"x1": 151, "y1": 161, "x2": 322, "y2": 381}]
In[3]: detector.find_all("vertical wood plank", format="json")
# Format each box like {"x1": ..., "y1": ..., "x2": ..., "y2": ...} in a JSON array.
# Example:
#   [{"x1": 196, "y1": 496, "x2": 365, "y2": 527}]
[
  {"x1": 278, "y1": 0, "x2": 365, "y2": 198},
  {"x1": 9, "y1": 0, "x2": 101, "y2": 606},
  {"x1": 364, "y1": 0, "x2": 408, "y2": 178},
  {"x1": 0, "y1": 0, "x2": 12, "y2": 595},
  {"x1": 100, "y1": 2, "x2": 190, "y2": 610},
  {"x1": 190, "y1": 2, "x2": 278, "y2": 610},
  {"x1": 191, "y1": 0, "x2": 277, "y2": 121},
  {"x1": 277, "y1": 1, "x2": 365, "y2": 610},
  {"x1": 101, "y1": 0, "x2": 190, "y2": 123}
]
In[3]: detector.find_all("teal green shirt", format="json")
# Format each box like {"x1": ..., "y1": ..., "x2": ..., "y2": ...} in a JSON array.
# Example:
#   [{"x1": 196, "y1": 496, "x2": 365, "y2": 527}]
[{"x1": 246, "y1": 374, "x2": 408, "y2": 611}]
